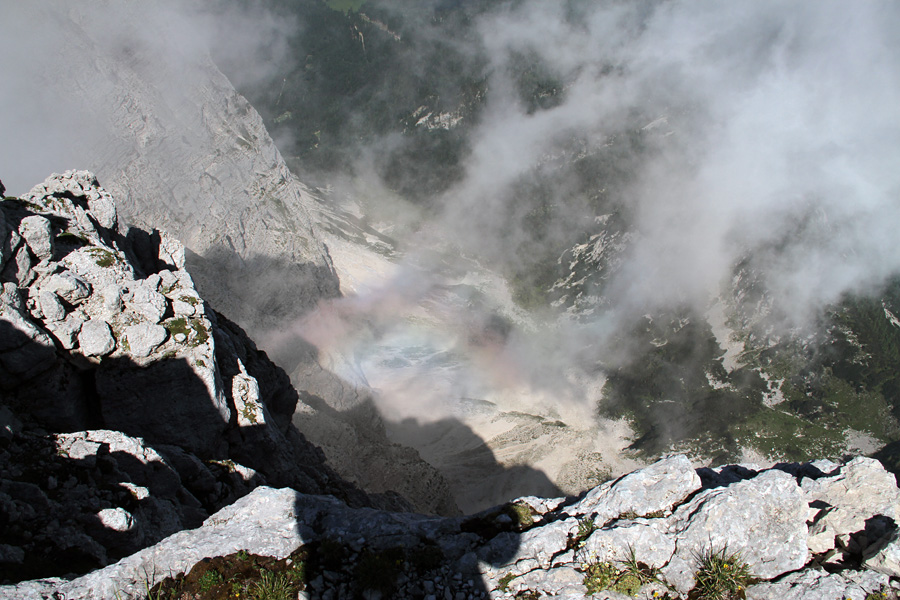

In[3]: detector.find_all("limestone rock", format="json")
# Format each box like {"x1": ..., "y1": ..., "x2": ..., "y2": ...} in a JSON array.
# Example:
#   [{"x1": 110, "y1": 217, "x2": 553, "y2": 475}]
[
  {"x1": 18, "y1": 215, "x2": 53, "y2": 260},
  {"x1": 56, "y1": 430, "x2": 183, "y2": 496},
  {"x1": 1, "y1": 242, "x2": 33, "y2": 287},
  {"x1": 5, "y1": 455, "x2": 900, "y2": 600},
  {"x1": 0, "y1": 211, "x2": 8, "y2": 272},
  {"x1": 22, "y1": 3, "x2": 340, "y2": 333},
  {"x1": 45, "y1": 314, "x2": 83, "y2": 349},
  {"x1": 578, "y1": 519, "x2": 675, "y2": 569},
  {"x1": 38, "y1": 290, "x2": 65, "y2": 322},
  {"x1": 564, "y1": 454, "x2": 700, "y2": 521},
  {"x1": 95, "y1": 507, "x2": 138, "y2": 536},
  {"x1": 49, "y1": 487, "x2": 309, "y2": 600},
  {"x1": 664, "y1": 469, "x2": 809, "y2": 592},
  {"x1": 864, "y1": 530, "x2": 900, "y2": 577},
  {"x1": 0, "y1": 293, "x2": 57, "y2": 385},
  {"x1": 233, "y1": 360, "x2": 265, "y2": 427},
  {"x1": 802, "y1": 457, "x2": 900, "y2": 555},
  {"x1": 98, "y1": 284, "x2": 123, "y2": 316},
  {"x1": 123, "y1": 322, "x2": 167, "y2": 357},
  {"x1": 127, "y1": 282, "x2": 167, "y2": 323},
  {"x1": 42, "y1": 271, "x2": 92, "y2": 305},
  {"x1": 745, "y1": 568, "x2": 889, "y2": 600},
  {"x1": 0, "y1": 173, "x2": 389, "y2": 588},
  {"x1": 95, "y1": 360, "x2": 229, "y2": 455},
  {"x1": 78, "y1": 319, "x2": 116, "y2": 356},
  {"x1": 0, "y1": 407, "x2": 22, "y2": 440}
]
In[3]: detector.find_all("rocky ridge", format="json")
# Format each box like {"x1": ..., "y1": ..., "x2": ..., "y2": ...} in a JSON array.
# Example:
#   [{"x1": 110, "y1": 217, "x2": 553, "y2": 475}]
[
  {"x1": 4, "y1": 455, "x2": 900, "y2": 599},
  {"x1": 0, "y1": 171, "x2": 381, "y2": 582}
]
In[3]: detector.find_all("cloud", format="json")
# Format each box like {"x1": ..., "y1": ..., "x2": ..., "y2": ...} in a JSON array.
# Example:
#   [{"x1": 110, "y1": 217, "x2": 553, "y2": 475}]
[{"x1": 438, "y1": 0, "x2": 900, "y2": 323}]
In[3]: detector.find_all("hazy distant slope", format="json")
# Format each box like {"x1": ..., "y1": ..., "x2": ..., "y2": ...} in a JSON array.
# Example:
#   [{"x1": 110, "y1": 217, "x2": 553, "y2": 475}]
[{"x1": 2, "y1": 2, "x2": 340, "y2": 332}]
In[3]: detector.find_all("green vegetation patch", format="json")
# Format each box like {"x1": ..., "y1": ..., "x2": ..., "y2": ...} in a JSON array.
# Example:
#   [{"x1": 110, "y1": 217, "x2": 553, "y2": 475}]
[
  {"x1": 461, "y1": 501, "x2": 539, "y2": 539},
  {"x1": 581, "y1": 547, "x2": 666, "y2": 597},
  {"x1": 165, "y1": 317, "x2": 191, "y2": 338},
  {"x1": 582, "y1": 561, "x2": 641, "y2": 596},
  {"x1": 86, "y1": 247, "x2": 120, "y2": 268},
  {"x1": 498, "y1": 572, "x2": 517, "y2": 591},
  {"x1": 164, "y1": 317, "x2": 210, "y2": 347},
  {"x1": 148, "y1": 548, "x2": 308, "y2": 600},
  {"x1": 732, "y1": 407, "x2": 844, "y2": 462},
  {"x1": 179, "y1": 295, "x2": 200, "y2": 307},
  {"x1": 569, "y1": 516, "x2": 597, "y2": 550}
]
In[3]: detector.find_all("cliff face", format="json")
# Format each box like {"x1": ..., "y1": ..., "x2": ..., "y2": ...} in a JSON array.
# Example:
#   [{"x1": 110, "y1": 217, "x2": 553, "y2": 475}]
[
  {"x1": 36, "y1": 3, "x2": 340, "y2": 333},
  {"x1": 0, "y1": 171, "x2": 373, "y2": 582}
]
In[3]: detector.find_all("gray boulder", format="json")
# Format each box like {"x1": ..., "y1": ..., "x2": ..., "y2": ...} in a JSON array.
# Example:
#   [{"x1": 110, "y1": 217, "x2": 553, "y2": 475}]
[
  {"x1": 126, "y1": 283, "x2": 167, "y2": 323},
  {"x1": 122, "y1": 322, "x2": 167, "y2": 357},
  {"x1": 18, "y1": 215, "x2": 53, "y2": 260},
  {"x1": 78, "y1": 319, "x2": 116, "y2": 356},
  {"x1": 563, "y1": 454, "x2": 700, "y2": 521},
  {"x1": 802, "y1": 457, "x2": 900, "y2": 555},
  {"x1": 46, "y1": 487, "x2": 309, "y2": 600},
  {"x1": 42, "y1": 271, "x2": 92, "y2": 305},
  {"x1": 37, "y1": 290, "x2": 65, "y2": 322},
  {"x1": 745, "y1": 568, "x2": 889, "y2": 600}
]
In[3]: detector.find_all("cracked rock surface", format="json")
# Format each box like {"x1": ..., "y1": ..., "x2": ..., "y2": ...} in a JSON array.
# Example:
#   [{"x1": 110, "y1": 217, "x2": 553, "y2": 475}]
[{"x1": 4, "y1": 452, "x2": 900, "y2": 599}]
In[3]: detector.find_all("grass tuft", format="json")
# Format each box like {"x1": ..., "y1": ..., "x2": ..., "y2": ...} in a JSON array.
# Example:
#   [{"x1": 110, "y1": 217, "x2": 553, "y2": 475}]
[
  {"x1": 691, "y1": 546, "x2": 751, "y2": 600},
  {"x1": 247, "y1": 569, "x2": 293, "y2": 600}
]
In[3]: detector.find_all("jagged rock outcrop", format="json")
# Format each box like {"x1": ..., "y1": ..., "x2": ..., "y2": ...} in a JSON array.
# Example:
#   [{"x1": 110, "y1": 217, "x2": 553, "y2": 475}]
[
  {"x1": 0, "y1": 172, "x2": 373, "y2": 582},
  {"x1": 4, "y1": 454, "x2": 899, "y2": 599}
]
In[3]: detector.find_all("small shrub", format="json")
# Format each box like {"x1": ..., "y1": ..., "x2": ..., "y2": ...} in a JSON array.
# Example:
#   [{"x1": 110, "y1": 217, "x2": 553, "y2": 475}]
[
  {"x1": 180, "y1": 295, "x2": 199, "y2": 306},
  {"x1": 86, "y1": 247, "x2": 118, "y2": 267},
  {"x1": 197, "y1": 569, "x2": 223, "y2": 592},
  {"x1": 582, "y1": 547, "x2": 663, "y2": 597},
  {"x1": 165, "y1": 317, "x2": 190, "y2": 338},
  {"x1": 570, "y1": 516, "x2": 597, "y2": 549},
  {"x1": 506, "y1": 502, "x2": 537, "y2": 529},
  {"x1": 583, "y1": 561, "x2": 620, "y2": 594},
  {"x1": 692, "y1": 546, "x2": 751, "y2": 600},
  {"x1": 865, "y1": 587, "x2": 896, "y2": 600},
  {"x1": 498, "y1": 572, "x2": 517, "y2": 591},
  {"x1": 189, "y1": 319, "x2": 209, "y2": 345}
]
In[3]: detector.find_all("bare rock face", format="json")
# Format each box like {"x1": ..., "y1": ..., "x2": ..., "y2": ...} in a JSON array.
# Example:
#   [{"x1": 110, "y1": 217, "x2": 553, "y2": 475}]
[
  {"x1": 2, "y1": 172, "x2": 229, "y2": 454},
  {"x1": 802, "y1": 457, "x2": 900, "y2": 556},
  {"x1": 663, "y1": 469, "x2": 809, "y2": 592},
  {"x1": 21, "y1": 2, "x2": 341, "y2": 335},
  {"x1": 7, "y1": 455, "x2": 898, "y2": 600},
  {"x1": 0, "y1": 173, "x2": 369, "y2": 583}
]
